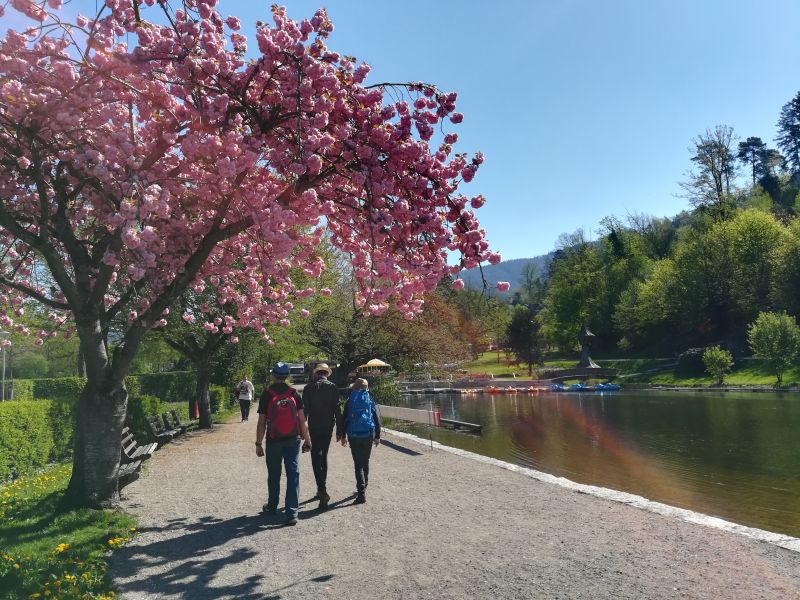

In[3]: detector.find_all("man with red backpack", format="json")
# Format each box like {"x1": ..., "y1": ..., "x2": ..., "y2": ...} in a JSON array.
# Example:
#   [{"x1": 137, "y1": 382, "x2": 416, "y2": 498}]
[{"x1": 255, "y1": 362, "x2": 312, "y2": 525}]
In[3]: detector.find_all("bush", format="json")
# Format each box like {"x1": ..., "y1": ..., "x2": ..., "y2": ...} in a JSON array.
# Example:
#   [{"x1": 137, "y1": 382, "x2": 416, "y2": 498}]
[
  {"x1": 366, "y1": 375, "x2": 401, "y2": 405},
  {"x1": 10, "y1": 379, "x2": 33, "y2": 402},
  {"x1": 124, "y1": 375, "x2": 141, "y2": 399},
  {"x1": 0, "y1": 401, "x2": 54, "y2": 481},
  {"x1": 126, "y1": 395, "x2": 163, "y2": 441},
  {"x1": 747, "y1": 311, "x2": 800, "y2": 386},
  {"x1": 675, "y1": 348, "x2": 706, "y2": 377},
  {"x1": 33, "y1": 377, "x2": 85, "y2": 400},
  {"x1": 703, "y1": 346, "x2": 734, "y2": 385},
  {"x1": 138, "y1": 371, "x2": 196, "y2": 403},
  {"x1": 49, "y1": 396, "x2": 77, "y2": 461},
  {"x1": 209, "y1": 385, "x2": 229, "y2": 413}
]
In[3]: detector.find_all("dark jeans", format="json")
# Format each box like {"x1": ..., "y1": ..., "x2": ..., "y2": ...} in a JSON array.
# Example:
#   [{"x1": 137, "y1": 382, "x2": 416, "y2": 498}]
[
  {"x1": 349, "y1": 436, "x2": 373, "y2": 493},
  {"x1": 239, "y1": 399, "x2": 250, "y2": 421},
  {"x1": 309, "y1": 428, "x2": 333, "y2": 492},
  {"x1": 265, "y1": 438, "x2": 301, "y2": 518}
]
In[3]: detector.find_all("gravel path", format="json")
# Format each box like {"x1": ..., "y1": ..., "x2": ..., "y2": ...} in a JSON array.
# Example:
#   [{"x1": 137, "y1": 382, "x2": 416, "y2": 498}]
[{"x1": 110, "y1": 418, "x2": 800, "y2": 599}]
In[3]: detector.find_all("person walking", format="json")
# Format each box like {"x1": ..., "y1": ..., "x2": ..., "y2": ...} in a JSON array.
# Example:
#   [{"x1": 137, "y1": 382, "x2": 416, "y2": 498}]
[
  {"x1": 255, "y1": 362, "x2": 312, "y2": 525},
  {"x1": 338, "y1": 378, "x2": 381, "y2": 505},
  {"x1": 235, "y1": 373, "x2": 255, "y2": 422},
  {"x1": 301, "y1": 363, "x2": 342, "y2": 509}
]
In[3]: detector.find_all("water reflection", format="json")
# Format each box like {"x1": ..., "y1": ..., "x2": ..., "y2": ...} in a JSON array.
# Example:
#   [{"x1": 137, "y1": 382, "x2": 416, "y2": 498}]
[{"x1": 395, "y1": 391, "x2": 800, "y2": 537}]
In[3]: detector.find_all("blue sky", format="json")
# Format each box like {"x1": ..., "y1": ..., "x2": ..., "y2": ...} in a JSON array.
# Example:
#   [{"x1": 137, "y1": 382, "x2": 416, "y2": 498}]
[
  {"x1": 8, "y1": 1, "x2": 799, "y2": 261},
  {"x1": 229, "y1": 0, "x2": 800, "y2": 260}
]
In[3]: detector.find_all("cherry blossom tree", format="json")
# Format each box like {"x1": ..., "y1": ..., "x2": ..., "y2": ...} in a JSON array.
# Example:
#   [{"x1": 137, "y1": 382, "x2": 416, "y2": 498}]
[{"x1": 0, "y1": 0, "x2": 502, "y2": 507}]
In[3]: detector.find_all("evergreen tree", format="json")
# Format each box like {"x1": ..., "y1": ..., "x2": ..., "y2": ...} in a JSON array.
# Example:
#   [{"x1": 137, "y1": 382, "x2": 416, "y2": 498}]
[
  {"x1": 777, "y1": 91, "x2": 800, "y2": 173},
  {"x1": 737, "y1": 136, "x2": 767, "y2": 187}
]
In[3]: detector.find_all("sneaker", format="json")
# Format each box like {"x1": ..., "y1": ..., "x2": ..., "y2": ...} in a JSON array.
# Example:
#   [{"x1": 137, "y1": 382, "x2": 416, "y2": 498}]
[
  {"x1": 354, "y1": 493, "x2": 366, "y2": 505},
  {"x1": 287, "y1": 516, "x2": 298, "y2": 525},
  {"x1": 261, "y1": 504, "x2": 277, "y2": 515},
  {"x1": 318, "y1": 490, "x2": 330, "y2": 509}
]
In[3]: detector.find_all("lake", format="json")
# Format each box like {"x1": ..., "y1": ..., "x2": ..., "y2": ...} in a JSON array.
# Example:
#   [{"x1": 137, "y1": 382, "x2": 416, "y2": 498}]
[{"x1": 391, "y1": 390, "x2": 800, "y2": 537}]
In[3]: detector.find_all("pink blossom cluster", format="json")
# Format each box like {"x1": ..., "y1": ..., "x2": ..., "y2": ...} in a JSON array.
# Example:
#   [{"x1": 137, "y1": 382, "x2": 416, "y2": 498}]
[{"x1": 0, "y1": 1, "x2": 496, "y2": 342}]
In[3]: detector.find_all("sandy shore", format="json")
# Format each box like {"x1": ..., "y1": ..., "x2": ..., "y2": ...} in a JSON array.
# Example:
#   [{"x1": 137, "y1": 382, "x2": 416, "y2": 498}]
[{"x1": 110, "y1": 419, "x2": 800, "y2": 599}]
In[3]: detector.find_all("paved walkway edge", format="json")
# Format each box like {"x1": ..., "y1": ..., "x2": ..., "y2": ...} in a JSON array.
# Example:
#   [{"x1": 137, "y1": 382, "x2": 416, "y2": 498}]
[{"x1": 384, "y1": 428, "x2": 800, "y2": 553}]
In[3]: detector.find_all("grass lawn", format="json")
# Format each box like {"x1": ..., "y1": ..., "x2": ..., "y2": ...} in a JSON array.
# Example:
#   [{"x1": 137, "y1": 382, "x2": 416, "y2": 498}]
[
  {"x1": 0, "y1": 464, "x2": 136, "y2": 600},
  {"x1": 462, "y1": 353, "x2": 669, "y2": 378},
  {"x1": 626, "y1": 360, "x2": 800, "y2": 387},
  {"x1": 464, "y1": 352, "x2": 800, "y2": 387}
]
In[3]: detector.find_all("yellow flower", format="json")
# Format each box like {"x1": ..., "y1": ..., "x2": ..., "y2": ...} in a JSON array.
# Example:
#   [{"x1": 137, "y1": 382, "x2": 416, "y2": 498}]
[
  {"x1": 53, "y1": 543, "x2": 71, "y2": 554},
  {"x1": 13, "y1": 563, "x2": 19, "y2": 569}
]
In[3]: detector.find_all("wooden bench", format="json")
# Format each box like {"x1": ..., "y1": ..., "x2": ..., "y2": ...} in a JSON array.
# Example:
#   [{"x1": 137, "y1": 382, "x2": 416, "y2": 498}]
[
  {"x1": 168, "y1": 409, "x2": 197, "y2": 433},
  {"x1": 145, "y1": 415, "x2": 178, "y2": 447},
  {"x1": 118, "y1": 459, "x2": 142, "y2": 488},
  {"x1": 161, "y1": 412, "x2": 186, "y2": 435},
  {"x1": 121, "y1": 426, "x2": 157, "y2": 464}
]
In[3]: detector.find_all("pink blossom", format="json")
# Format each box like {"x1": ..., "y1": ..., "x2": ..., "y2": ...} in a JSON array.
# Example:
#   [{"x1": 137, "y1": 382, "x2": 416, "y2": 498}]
[
  {"x1": 450, "y1": 112, "x2": 464, "y2": 124},
  {"x1": 451, "y1": 278, "x2": 465, "y2": 290},
  {"x1": 320, "y1": 288, "x2": 332, "y2": 296},
  {"x1": 230, "y1": 336, "x2": 239, "y2": 344},
  {"x1": 470, "y1": 195, "x2": 485, "y2": 209},
  {"x1": 300, "y1": 309, "x2": 310, "y2": 317},
  {"x1": 496, "y1": 281, "x2": 511, "y2": 292},
  {"x1": 16, "y1": 157, "x2": 30, "y2": 170}
]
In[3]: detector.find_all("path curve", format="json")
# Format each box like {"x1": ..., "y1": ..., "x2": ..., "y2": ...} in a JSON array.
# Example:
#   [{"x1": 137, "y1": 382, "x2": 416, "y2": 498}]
[{"x1": 110, "y1": 419, "x2": 800, "y2": 599}]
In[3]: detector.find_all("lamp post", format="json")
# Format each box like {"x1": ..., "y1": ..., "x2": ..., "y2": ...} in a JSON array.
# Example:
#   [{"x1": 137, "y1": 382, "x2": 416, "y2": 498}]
[{"x1": 0, "y1": 330, "x2": 9, "y2": 401}]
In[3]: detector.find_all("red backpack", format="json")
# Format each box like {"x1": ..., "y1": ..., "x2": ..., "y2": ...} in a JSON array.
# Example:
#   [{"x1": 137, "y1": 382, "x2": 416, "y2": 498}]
[{"x1": 266, "y1": 388, "x2": 300, "y2": 441}]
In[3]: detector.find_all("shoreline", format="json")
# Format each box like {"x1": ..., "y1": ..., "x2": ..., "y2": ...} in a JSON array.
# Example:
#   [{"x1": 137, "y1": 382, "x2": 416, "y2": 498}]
[{"x1": 384, "y1": 427, "x2": 800, "y2": 554}]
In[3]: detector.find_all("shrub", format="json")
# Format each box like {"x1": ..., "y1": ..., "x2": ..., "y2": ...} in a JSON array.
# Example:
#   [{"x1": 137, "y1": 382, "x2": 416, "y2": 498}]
[
  {"x1": 137, "y1": 371, "x2": 196, "y2": 403},
  {"x1": 366, "y1": 375, "x2": 401, "y2": 405},
  {"x1": 0, "y1": 401, "x2": 54, "y2": 481},
  {"x1": 675, "y1": 348, "x2": 706, "y2": 377},
  {"x1": 49, "y1": 396, "x2": 77, "y2": 461},
  {"x1": 209, "y1": 385, "x2": 229, "y2": 413},
  {"x1": 126, "y1": 395, "x2": 163, "y2": 441},
  {"x1": 10, "y1": 379, "x2": 33, "y2": 402},
  {"x1": 747, "y1": 311, "x2": 800, "y2": 386},
  {"x1": 124, "y1": 375, "x2": 141, "y2": 399},
  {"x1": 703, "y1": 346, "x2": 734, "y2": 385},
  {"x1": 32, "y1": 377, "x2": 85, "y2": 400}
]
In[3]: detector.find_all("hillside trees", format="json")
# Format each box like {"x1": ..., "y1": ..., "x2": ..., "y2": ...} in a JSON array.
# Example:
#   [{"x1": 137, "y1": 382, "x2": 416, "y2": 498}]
[{"x1": 0, "y1": 2, "x2": 494, "y2": 507}]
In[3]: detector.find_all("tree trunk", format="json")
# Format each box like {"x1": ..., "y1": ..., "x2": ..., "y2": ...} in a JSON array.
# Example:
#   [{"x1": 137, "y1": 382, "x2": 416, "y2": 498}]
[
  {"x1": 196, "y1": 363, "x2": 212, "y2": 429},
  {"x1": 64, "y1": 319, "x2": 127, "y2": 509}
]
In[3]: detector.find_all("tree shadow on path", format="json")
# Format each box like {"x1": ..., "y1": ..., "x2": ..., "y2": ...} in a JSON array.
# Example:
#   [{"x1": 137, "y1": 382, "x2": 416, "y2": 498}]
[{"x1": 111, "y1": 513, "x2": 335, "y2": 599}]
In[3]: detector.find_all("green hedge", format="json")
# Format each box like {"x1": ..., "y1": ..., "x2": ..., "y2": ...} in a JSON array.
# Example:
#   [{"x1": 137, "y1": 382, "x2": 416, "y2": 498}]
[
  {"x1": 10, "y1": 379, "x2": 33, "y2": 401},
  {"x1": 0, "y1": 401, "x2": 55, "y2": 481},
  {"x1": 138, "y1": 371, "x2": 196, "y2": 403},
  {"x1": 49, "y1": 396, "x2": 77, "y2": 461},
  {"x1": 11, "y1": 372, "x2": 189, "y2": 403},
  {"x1": 126, "y1": 395, "x2": 163, "y2": 441},
  {"x1": 32, "y1": 377, "x2": 85, "y2": 400}
]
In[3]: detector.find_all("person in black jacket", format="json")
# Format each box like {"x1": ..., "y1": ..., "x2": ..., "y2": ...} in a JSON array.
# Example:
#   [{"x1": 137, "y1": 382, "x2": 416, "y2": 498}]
[{"x1": 301, "y1": 363, "x2": 342, "y2": 509}]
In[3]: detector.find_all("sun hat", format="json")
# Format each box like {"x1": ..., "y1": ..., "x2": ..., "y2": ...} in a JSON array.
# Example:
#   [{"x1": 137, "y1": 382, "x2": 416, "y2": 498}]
[
  {"x1": 271, "y1": 362, "x2": 290, "y2": 377},
  {"x1": 350, "y1": 378, "x2": 369, "y2": 390},
  {"x1": 313, "y1": 363, "x2": 332, "y2": 377}
]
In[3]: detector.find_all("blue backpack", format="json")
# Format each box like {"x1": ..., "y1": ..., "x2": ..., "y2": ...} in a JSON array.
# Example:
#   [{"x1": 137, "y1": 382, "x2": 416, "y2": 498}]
[{"x1": 346, "y1": 389, "x2": 375, "y2": 438}]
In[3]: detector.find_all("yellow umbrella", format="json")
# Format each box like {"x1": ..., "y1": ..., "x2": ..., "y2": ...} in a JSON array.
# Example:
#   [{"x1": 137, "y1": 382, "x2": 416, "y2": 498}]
[{"x1": 357, "y1": 358, "x2": 390, "y2": 369}]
